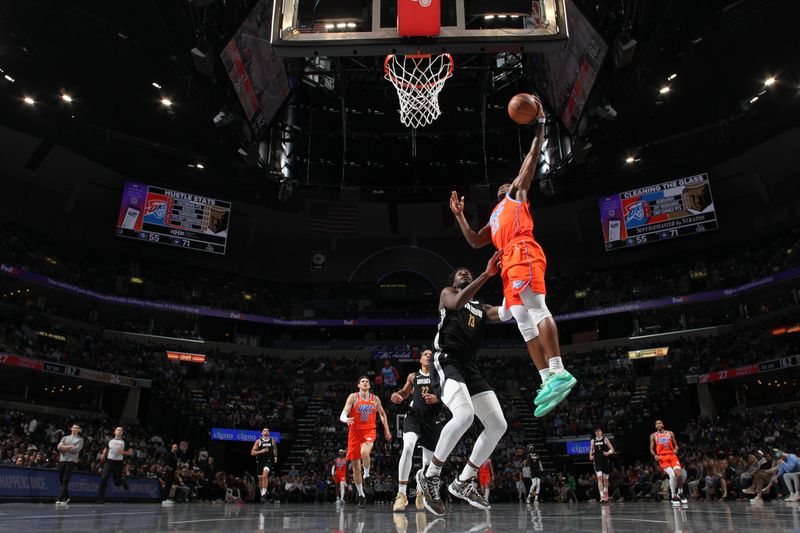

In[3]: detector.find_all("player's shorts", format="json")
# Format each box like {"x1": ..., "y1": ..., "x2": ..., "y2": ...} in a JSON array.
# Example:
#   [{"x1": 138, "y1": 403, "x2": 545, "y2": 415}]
[
  {"x1": 256, "y1": 457, "x2": 273, "y2": 473},
  {"x1": 594, "y1": 460, "x2": 610, "y2": 476},
  {"x1": 501, "y1": 238, "x2": 547, "y2": 306},
  {"x1": 403, "y1": 411, "x2": 445, "y2": 450},
  {"x1": 658, "y1": 454, "x2": 681, "y2": 471},
  {"x1": 346, "y1": 427, "x2": 376, "y2": 461},
  {"x1": 432, "y1": 351, "x2": 493, "y2": 396},
  {"x1": 335, "y1": 475, "x2": 346, "y2": 484},
  {"x1": 479, "y1": 473, "x2": 491, "y2": 486}
]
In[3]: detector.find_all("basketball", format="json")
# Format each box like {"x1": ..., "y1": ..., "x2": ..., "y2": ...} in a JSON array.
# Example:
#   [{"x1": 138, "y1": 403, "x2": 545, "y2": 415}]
[{"x1": 508, "y1": 93, "x2": 541, "y2": 125}]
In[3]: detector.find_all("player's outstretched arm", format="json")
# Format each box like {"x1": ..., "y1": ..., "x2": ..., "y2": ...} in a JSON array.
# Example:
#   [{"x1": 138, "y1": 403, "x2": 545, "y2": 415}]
[
  {"x1": 441, "y1": 251, "x2": 501, "y2": 311},
  {"x1": 509, "y1": 98, "x2": 546, "y2": 202},
  {"x1": 391, "y1": 373, "x2": 415, "y2": 404},
  {"x1": 449, "y1": 191, "x2": 492, "y2": 249},
  {"x1": 375, "y1": 397, "x2": 392, "y2": 441},
  {"x1": 605, "y1": 438, "x2": 615, "y2": 455},
  {"x1": 339, "y1": 393, "x2": 356, "y2": 426}
]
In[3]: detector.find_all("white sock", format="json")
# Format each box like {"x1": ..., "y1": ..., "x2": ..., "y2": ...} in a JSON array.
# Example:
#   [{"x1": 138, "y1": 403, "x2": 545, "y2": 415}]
[
  {"x1": 668, "y1": 474, "x2": 677, "y2": 497},
  {"x1": 538, "y1": 369, "x2": 549, "y2": 383},
  {"x1": 484, "y1": 488, "x2": 490, "y2": 500},
  {"x1": 399, "y1": 484, "x2": 407, "y2": 495},
  {"x1": 426, "y1": 463, "x2": 442, "y2": 478},
  {"x1": 363, "y1": 466, "x2": 370, "y2": 478},
  {"x1": 458, "y1": 464, "x2": 479, "y2": 482},
  {"x1": 340, "y1": 483, "x2": 346, "y2": 500},
  {"x1": 548, "y1": 356, "x2": 564, "y2": 373},
  {"x1": 356, "y1": 483, "x2": 365, "y2": 497}
]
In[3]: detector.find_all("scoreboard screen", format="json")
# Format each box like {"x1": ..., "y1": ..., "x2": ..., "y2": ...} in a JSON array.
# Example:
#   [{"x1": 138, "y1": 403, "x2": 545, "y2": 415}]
[
  {"x1": 599, "y1": 173, "x2": 718, "y2": 251},
  {"x1": 115, "y1": 181, "x2": 231, "y2": 255}
]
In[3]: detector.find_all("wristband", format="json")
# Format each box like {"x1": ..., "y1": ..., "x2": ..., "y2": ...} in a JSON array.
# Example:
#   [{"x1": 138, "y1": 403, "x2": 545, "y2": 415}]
[{"x1": 537, "y1": 117, "x2": 546, "y2": 124}]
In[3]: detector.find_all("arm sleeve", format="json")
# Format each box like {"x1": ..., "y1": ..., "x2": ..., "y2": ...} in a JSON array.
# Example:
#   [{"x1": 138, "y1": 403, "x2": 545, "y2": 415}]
[{"x1": 339, "y1": 411, "x2": 350, "y2": 423}]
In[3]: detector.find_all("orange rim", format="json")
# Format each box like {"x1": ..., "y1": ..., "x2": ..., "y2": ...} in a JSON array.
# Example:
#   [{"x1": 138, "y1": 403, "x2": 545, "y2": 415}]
[{"x1": 384, "y1": 53, "x2": 454, "y2": 90}]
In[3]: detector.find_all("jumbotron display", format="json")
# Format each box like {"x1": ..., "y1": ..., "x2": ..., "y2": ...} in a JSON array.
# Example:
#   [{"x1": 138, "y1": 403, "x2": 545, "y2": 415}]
[
  {"x1": 116, "y1": 181, "x2": 231, "y2": 255},
  {"x1": 599, "y1": 173, "x2": 718, "y2": 251}
]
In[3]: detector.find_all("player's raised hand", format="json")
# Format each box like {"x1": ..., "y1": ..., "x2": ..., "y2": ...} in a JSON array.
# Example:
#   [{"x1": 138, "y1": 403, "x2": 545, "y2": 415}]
[
  {"x1": 449, "y1": 191, "x2": 465, "y2": 217},
  {"x1": 390, "y1": 392, "x2": 404, "y2": 404},
  {"x1": 485, "y1": 250, "x2": 502, "y2": 277}
]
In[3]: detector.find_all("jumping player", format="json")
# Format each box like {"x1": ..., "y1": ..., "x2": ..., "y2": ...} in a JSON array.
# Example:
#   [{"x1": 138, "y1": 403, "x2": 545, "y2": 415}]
[
  {"x1": 650, "y1": 420, "x2": 687, "y2": 506},
  {"x1": 251, "y1": 427, "x2": 278, "y2": 498},
  {"x1": 340, "y1": 376, "x2": 392, "y2": 505},
  {"x1": 417, "y1": 256, "x2": 508, "y2": 516},
  {"x1": 449, "y1": 96, "x2": 576, "y2": 417},
  {"x1": 589, "y1": 427, "x2": 615, "y2": 502},
  {"x1": 478, "y1": 458, "x2": 494, "y2": 502},
  {"x1": 390, "y1": 349, "x2": 444, "y2": 512},
  {"x1": 331, "y1": 449, "x2": 348, "y2": 504}
]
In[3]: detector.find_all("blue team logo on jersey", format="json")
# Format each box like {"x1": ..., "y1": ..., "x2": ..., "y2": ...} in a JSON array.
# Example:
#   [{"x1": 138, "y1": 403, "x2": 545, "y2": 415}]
[
  {"x1": 657, "y1": 436, "x2": 671, "y2": 445},
  {"x1": 512, "y1": 280, "x2": 525, "y2": 289},
  {"x1": 356, "y1": 404, "x2": 375, "y2": 415}
]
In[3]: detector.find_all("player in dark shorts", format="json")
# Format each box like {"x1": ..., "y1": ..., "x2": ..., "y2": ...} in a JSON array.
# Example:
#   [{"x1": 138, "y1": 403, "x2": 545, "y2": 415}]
[
  {"x1": 589, "y1": 427, "x2": 614, "y2": 502},
  {"x1": 251, "y1": 427, "x2": 278, "y2": 498},
  {"x1": 390, "y1": 349, "x2": 446, "y2": 512},
  {"x1": 417, "y1": 254, "x2": 508, "y2": 516}
]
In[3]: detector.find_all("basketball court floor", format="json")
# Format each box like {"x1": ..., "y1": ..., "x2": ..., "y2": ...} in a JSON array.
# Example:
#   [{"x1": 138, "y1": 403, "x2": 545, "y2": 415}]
[{"x1": 1, "y1": 502, "x2": 798, "y2": 532}]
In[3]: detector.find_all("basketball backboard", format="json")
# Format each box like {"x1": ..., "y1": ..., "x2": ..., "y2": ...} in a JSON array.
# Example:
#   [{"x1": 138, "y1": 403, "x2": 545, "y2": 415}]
[{"x1": 271, "y1": 0, "x2": 568, "y2": 57}]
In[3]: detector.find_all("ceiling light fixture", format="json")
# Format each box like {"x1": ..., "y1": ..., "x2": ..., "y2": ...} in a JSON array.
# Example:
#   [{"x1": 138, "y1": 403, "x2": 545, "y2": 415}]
[
  {"x1": 659, "y1": 86, "x2": 670, "y2": 94},
  {"x1": 336, "y1": 23, "x2": 347, "y2": 28},
  {"x1": 160, "y1": 97, "x2": 173, "y2": 107},
  {"x1": 346, "y1": 22, "x2": 356, "y2": 28},
  {"x1": 195, "y1": 163, "x2": 205, "y2": 169},
  {"x1": 667, "y1": 73, "x2": 677, "y2": 81},
  {"x1": 4, "y1": 74, "x2": 15, "y2": 83},
  {"x1": 484, "y1": 15, "x2": 495, "y2": 20},
  {"x1": 625, "y1": 156, "x2": 635, "y2": 164},
  {"x1": 324, "y1": 23, "x2": 334, "y2": 29},
  {"x1": 764, "y1": 76, "x2": 776, "y2": 87},
  {"x1": 23, "y1": 96, "x2": 35, "y2": 105},
  {"x1": 152, "y1": 82, "x2": 162, "y2": 89},
  {"x1": 61, "y1": 93, "x2": 73, "y2": 103},
  {"x1": 750, "y1": 96, "x2": 759, "y2": 103}
]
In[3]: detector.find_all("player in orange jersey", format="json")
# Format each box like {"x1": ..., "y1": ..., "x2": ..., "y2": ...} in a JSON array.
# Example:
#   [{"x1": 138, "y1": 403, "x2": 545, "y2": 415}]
[
  {"x1": 650, "y1": 420, "x2": 687, "y2": 507},
  {"x1": 340, "y1": 376, "x2": 391, "y2": 505},
  {"x1": 331, "y1": 449, "x2": 348, "y2": 505},
  {"x1": 478, "y1": 458, "x2": 494, "y2": 502},
  {"x1": 449, "y1": 96, "x2": 576, "y2": 418}
]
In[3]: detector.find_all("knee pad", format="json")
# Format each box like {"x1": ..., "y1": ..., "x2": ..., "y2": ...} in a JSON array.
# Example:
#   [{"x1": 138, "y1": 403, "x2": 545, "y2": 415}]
[
  {"x1": 510, "y1": 305, "x2": 539, "y2": 341},
  {"x1": 442, "y1": 379, "x2": 474, "y2": 411},
  {"x1": 472, "y1": 392, "x2": 508, "y2": 435},
  {"x1": 402, "y1": 432, "x2": 418, "y2": 453},
  {"x1": 521, "y1": 290, "x2": 552, "y2": 326}
]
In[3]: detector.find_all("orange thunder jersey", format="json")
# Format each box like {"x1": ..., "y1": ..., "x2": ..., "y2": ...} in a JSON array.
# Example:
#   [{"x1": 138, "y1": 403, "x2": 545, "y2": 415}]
[
  {"x1": 654, "y1": 431, "x2": 676, "y2": 455},
  {"x1": 334, "y1": 458, "x2": 347, "y2": 478},
  {"x1": 348, "y1": 392, "x2": 377, "y2": 431},
  {"x1": 489, "y1": 194, "x2": 537, "y2": 252}
]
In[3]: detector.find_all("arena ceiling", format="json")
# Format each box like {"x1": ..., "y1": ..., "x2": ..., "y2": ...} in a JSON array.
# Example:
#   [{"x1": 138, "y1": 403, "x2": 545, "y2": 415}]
[{"x1": 0, "y1": 0, "x2": 797, "y2": 207}]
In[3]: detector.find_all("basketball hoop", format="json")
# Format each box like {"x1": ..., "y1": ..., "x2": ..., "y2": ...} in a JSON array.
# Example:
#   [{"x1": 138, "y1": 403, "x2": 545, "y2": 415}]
[{"x1": 384, "y1": 53, "x2": 454, "y2": 129}]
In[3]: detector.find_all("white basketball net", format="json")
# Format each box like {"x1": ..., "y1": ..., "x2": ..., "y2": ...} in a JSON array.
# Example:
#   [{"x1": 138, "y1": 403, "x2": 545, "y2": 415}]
[{"x1": 384, "y1": 53, "x2": 454, "y2": 129}]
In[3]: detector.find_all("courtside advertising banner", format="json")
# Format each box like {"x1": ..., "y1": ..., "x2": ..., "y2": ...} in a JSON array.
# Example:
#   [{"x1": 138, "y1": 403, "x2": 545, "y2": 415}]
[{"x1": 0, "y1": 465, "x2": 160, "y2": 499}]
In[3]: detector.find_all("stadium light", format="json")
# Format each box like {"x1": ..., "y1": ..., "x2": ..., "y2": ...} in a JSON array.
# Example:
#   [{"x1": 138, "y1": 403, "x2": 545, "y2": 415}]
[
  {"x1": 152, "y1": 82, "x2": 162, "y2": 89},
  {"x1": 160, "y1": 97, "x2": 173, "y2": 107},
  {"x1": 23, "y1": 96, "x2": 35, "y2": 105},
  {"x1": 667, "y1": 73, "x2": 677, "y2": 81},
  {"x1": 625, "y1": 156, "x2": 635, "y2": 164},
  {"x1": 659, "y1": 86, "x2": 670, "y2": 94},
  {"x1": 4, "y1": 74, "x2": 15, "y2": 83},
  {"x1": 60, "y1": 93, "x2": 73, "y2": 103},
  {"x1": 764, "y1": 76, "x2": 776, "y2": 87}
]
